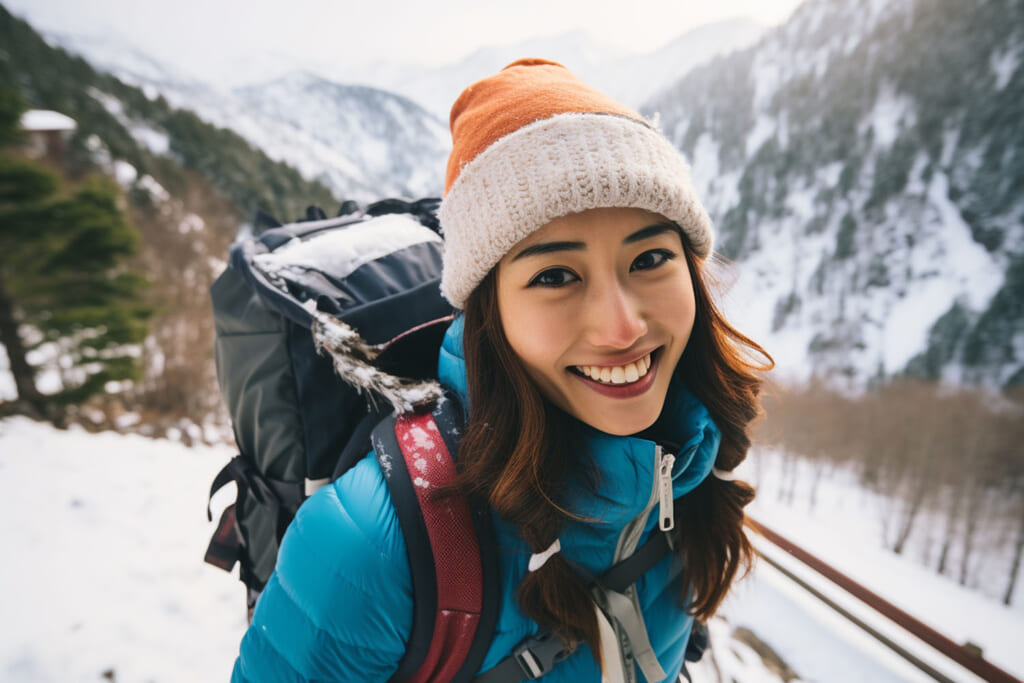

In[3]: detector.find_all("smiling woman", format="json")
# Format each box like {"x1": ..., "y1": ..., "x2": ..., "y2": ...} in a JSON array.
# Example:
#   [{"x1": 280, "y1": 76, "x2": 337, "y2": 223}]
[
  {"x1": 233, "y1": 58, "x2": 773, "y2": 683},
  {"x1": 497, "y1": 207, "x2": 697, "y2": 436}
]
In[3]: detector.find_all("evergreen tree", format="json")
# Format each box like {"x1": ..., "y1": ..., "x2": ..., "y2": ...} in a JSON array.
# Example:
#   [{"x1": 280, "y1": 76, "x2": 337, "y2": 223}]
[{"x1": 0, "y1": 88, "x2": 151, "y2": 419}]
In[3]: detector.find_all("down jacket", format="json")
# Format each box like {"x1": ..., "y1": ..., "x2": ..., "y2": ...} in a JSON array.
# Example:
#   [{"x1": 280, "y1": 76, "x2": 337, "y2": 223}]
[{"x1": 232, "y1": 316, "x2": 721, "y2": 682}]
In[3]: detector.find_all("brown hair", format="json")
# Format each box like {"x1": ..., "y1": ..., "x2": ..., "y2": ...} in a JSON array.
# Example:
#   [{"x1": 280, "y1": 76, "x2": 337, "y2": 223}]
[{"x1": 448, "y1": 238, "x2": 773, "y2": 659}]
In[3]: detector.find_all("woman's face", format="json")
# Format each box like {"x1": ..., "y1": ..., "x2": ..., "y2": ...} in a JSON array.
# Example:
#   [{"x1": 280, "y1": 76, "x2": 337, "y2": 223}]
[{"x1": 496, "y1": 207, "x2": 697, "y2": 436}]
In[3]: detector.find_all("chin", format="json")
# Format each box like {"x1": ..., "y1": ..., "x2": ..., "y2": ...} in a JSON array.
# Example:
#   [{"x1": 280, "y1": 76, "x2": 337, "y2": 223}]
[{"x1": 580, "y1": 409, "x2": 660, "y2": 437}]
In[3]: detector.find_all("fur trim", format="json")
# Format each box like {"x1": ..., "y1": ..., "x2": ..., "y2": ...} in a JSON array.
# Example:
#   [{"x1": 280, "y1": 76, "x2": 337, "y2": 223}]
[{"x1": 312, "y1": 313, "x2": 443, "y2": 414}]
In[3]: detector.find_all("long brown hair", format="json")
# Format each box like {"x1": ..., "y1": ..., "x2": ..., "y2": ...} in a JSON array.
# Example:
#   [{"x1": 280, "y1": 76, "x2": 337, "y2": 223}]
[{"x1": 448, "y1": 236, "x2": 773, "y2": 659}]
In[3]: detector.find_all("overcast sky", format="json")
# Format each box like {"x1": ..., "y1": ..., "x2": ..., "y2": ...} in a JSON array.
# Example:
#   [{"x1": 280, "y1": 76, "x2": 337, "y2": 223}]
[{"x1": 7, "y1": 0, "x2": 804, "y2": 75}]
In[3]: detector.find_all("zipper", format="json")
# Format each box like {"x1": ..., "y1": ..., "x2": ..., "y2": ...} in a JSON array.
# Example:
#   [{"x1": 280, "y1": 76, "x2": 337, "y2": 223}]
[{"x1": 657, "y1": 445, "x2": 675, "y2": 532}]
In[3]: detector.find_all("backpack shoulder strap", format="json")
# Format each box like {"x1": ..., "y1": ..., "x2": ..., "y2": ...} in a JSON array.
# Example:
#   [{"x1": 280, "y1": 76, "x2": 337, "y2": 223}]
[
  {"x1": 474, "y1": 527, "x2": 675, "y2": 682},
  {"x1": 372, "y1": 397, "x2": 499, "y2": 683}
]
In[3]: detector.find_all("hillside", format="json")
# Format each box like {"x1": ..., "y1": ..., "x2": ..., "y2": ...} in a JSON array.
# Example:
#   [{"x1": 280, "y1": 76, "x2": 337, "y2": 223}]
[
  {"x1": 647, "y1": 0, "x2": 1024, "y2": 391},
  {"x1": 0, "y1": 3, "x2": 344, "y2": 426},
  {"x1": 0, "y1": 5, "x2": 338, "y2": 222}
]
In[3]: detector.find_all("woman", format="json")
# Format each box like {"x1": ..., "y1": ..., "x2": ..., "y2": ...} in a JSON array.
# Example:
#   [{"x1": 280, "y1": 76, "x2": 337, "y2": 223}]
[{"x1": 232, "y1": 58, "x2": 771, "y2": 682}]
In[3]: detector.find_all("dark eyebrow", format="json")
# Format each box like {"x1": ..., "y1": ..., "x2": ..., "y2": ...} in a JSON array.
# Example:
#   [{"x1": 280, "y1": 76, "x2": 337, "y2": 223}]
[
  {"x1": 510, "y1": 240, "x2": 585, "y2": 262},
  {"x1": 623, "y1": 222, "x2": 681, "y2": 244},
  {"x1": 510, "y1": 222, "x2": 681, "y2": 262}
]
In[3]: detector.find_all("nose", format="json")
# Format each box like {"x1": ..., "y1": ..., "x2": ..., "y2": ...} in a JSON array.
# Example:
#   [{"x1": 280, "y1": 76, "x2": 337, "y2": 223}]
[{"x1": 582, "y1": 278, "x2": 647, "y2": 350}]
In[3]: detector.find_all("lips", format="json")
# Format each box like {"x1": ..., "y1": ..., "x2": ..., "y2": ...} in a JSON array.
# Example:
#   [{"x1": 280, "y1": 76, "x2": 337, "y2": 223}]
[{"x1": 569, "y1": 348, "x2": 663, "y2": 401}]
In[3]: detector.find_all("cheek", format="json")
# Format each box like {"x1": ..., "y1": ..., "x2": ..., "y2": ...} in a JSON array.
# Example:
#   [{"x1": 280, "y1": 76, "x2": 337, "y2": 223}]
[
  {"x1": 498, "y1": 287, "x2": 574, "y2": 377},
  {"x1": 501, "y1": 300, "x2": 571, "y2": 373},
  {"x1": 651, "y1": 271, "x2": 697, "y2": 347}
]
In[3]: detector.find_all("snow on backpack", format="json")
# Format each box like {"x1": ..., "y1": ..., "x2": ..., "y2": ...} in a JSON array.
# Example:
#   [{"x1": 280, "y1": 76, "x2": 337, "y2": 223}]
[{"x1": 203, "y1": 198, "x2": 500, "y2": 682}]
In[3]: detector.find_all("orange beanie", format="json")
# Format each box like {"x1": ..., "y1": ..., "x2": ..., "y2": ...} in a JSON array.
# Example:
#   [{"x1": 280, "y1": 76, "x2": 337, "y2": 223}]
[{"x1": 438, "y1": 58, "x2": 713, "y2": 308}]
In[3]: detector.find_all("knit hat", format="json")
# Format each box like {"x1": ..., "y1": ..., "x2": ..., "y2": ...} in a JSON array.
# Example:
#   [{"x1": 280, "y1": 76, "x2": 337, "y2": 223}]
[{"x1": 438, "y1": 58, "x2": 714, "y2": 309}]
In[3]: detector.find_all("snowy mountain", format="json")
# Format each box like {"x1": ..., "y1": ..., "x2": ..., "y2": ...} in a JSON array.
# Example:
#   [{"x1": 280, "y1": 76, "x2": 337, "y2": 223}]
[
  {"x1": 355, "y1": 21, "x2": 767, "y2": 119},
  {"x1": 42, "y1": 31, "x2": 450, "y2": 202},
  {"x1": 607, "y1": 19, "x2": 767, "y2": 109},
  {"x1": 37, "y1": 18, "x2": 771, "y2": 201},
  {"x1": 141, "y1": 71, "x2": 449, "y2": 202},
  {"x1": 22, "y1": 1, "x2": 1024, "y2": 392},
  {"x1": 43, "y1": 29, "x2": 198, "y2": 92},
  {"x1": 647, "y1": 0, "x2": 1024, "y2": 391},
  {"x1": 231, "y1": 72, "x2": 449, "y2": 200}
]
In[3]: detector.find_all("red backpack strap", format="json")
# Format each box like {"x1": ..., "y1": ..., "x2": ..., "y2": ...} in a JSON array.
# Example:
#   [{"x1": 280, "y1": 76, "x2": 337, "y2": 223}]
[{"x1": 372, "y1": 398, "x2": 498, "y2": 683}]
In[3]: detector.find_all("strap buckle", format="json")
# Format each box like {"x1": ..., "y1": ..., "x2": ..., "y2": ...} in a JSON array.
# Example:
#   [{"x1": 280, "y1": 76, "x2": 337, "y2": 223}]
[{"x1": 513, "y1": 630, "x2": 570, "y2": 679}]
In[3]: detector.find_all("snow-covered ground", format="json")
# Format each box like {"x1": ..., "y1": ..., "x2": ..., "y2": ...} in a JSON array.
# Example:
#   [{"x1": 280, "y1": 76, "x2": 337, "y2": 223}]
[
  {"x1": 1, "y1": 417, "x2": 1022, "y2": 682},
  {"x1": 0, "y1": 417, "x2": 245, "y2": 682},
  {"x1": 729, "y1": 449, "x2": 1024, "y2": 682}
]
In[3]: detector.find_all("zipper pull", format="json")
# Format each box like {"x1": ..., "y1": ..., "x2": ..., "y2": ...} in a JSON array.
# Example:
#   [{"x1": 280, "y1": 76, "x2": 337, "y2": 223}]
[{"x1": 658, "y1": 447, "x2": 675, "y2": 532}]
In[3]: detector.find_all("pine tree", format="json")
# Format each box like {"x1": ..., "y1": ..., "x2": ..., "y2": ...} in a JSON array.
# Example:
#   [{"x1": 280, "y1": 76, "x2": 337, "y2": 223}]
[{"x1": 0, "y1": 87, "x2": 151, "y2": 420}]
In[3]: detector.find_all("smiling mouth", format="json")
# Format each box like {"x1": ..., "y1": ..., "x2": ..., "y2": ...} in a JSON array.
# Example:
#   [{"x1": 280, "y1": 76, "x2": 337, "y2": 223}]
[{"x1": 571, "y1": 351, "x2": 656, "y2": 386}]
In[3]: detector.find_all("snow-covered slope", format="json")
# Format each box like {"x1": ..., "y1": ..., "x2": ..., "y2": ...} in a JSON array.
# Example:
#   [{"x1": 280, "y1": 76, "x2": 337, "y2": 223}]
[
  {"x1": 45, "y1": 31, "x2": 450, "y2": 202},
  {"x1": 612, "y1": 19, "x2": 767, "y2": 109},
  {"x1": 0, "y1": 417, "x2": 244, "y2": 682},
  {"x1": 231, "y1": 72, "x2": 449, "y2": 200},
  {"x1": 648, "y1": 0, "x2": 1024, "y2": 391},
  {"x1": 44, "y1": 30, "x2": 197, "y2": 92}
]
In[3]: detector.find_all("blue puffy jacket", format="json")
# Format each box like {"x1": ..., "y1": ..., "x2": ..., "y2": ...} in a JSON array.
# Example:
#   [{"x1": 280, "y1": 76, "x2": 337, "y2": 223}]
[{"x1": 232, "y1": 316, "x2": 720, "y2": 682}]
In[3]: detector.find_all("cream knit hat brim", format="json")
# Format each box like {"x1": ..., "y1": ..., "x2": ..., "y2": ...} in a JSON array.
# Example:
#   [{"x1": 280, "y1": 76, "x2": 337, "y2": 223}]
[{"x1": 439, "y1": 112, "x2": 713, "y2": 308}]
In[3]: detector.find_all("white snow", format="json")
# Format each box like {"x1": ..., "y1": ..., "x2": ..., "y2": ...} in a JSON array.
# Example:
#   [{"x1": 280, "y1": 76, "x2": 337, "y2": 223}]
[
  {"x1": 255, "y1": 214, "x2": 441, "y2": 282},
  {"x1": 130, "y1": 123, "x2": 171, "y2": 155},
  {"x1": 84, "y1": 134, "x2": 112, "y2": 168},
  {"x1": 862, "y1": 87, "x2": 917, "y2": 150},
  {"x1": 990, "y1": 46, "x2": 1020, "y2": 90},
  {"x1": 733, "y1": 450, "x2": 1024, "y2": 680},
  {"x1": 0, "y1": 347, "x2": 14, "y2": 400},
  {"x1": 751, "y1": 51, "x2": 783, "y2": 111},
  {"x1": 135, "y1": 174, "x2": 170, "y2": 203},
  {"x1": 689, "y1": 133, "x2": 721, "y2": 199},
  {"x1": 19, "y1": 110, "x2": 76, "y2": 132},
  {"x1": 746, "y1": 116, "x2": 776, "y2": 159},
  {"x1": 925, "y1": 172, "x2": 1004, "y2": 310},
  {"x1": 0, "y1": 417, "x2": 245, "y2": 683},
  {"x1": 721, "y1": 559, "x2": 944, "y2": 682},
  {"x1": 178, "y1": 213, "x2": 205, "y2": 234},
  {"x1": 88, "y1": 87, "x2": 125, "y2": 119},
  {"x1": 112, "y1": 159, "x2": 137, "y2": 187}
]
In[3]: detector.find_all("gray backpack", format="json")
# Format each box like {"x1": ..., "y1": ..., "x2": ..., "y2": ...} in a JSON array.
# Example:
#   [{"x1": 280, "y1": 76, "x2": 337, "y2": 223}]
[{"x1": 203, "y1": 198, "x2": 454, "y2": 614}]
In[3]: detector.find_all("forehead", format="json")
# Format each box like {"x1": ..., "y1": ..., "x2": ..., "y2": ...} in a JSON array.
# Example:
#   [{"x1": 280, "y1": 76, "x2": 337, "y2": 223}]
[{"x1": 514, "y1": 207, "x2": 672, "y2": 250}]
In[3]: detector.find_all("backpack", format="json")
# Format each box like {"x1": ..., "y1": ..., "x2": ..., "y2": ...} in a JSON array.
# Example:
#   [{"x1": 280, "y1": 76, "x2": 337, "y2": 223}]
[
  {"x1": 204, "y1": 198, "x2": 705, "y2": 682},
  {"x1": 204, "y1": 198, "x2": 503, "y2": 681}
]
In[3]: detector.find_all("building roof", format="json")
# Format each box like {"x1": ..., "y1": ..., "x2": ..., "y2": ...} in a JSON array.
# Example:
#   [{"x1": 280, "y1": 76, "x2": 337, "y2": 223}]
[{"x1": 21, "y1": 109, "x2": 77, "y2": 132}]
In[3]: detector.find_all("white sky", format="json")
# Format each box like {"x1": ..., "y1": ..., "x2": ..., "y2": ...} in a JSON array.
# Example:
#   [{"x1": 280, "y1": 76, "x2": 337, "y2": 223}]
[{"x1": 7, "y1": 0, "x2": 805, "y2": 73}]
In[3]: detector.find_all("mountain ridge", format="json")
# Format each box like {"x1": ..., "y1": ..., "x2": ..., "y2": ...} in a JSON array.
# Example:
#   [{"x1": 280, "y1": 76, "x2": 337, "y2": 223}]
[{"x1": 647, "y1": 0, "x2": 1024, "y2": 391}]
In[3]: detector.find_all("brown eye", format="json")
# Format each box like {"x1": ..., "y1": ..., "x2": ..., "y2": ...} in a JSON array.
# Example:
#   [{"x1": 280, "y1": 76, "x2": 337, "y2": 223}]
[
  {"x1": 630, "y1": 249, "x2": 675, "y2": 272},
  {"x1": 528, "y1": 267, "x2": 579, "y2": 288}
]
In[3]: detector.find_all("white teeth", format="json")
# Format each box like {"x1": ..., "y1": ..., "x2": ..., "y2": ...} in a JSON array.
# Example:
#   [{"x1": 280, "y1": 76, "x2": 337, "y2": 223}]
[
  {"x1": 624, "y1": 363, "x2": 639, "y2": 383},
  {"x1": 577, "y1": 353, "x2": 653, "y2": 386}
]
